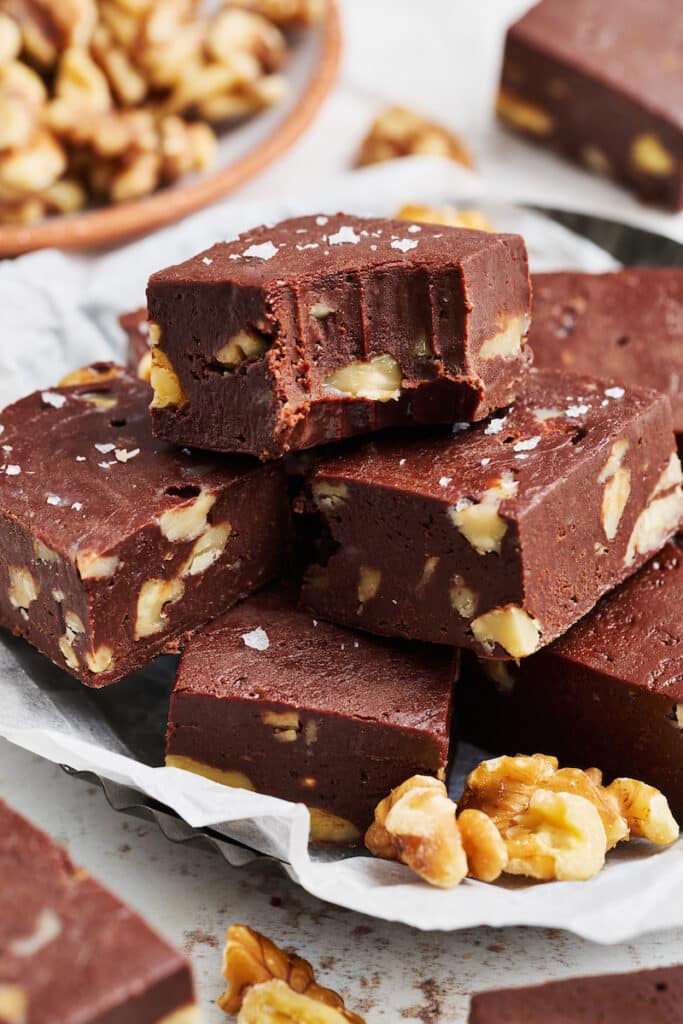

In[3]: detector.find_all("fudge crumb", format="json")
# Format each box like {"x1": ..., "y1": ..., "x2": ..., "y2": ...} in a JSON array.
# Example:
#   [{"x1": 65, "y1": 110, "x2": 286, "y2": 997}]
[{"x1": 242, "y1": 627, "x2": 269, "y2": 651}]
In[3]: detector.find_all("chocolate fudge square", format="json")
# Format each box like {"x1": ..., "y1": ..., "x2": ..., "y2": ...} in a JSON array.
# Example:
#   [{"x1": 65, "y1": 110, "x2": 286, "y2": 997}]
[
  {"x1": 146, "y1": 213, "x2": 531, "y2": 459},
  {"x1": 0, "y1": 364, "x2": 288, "y2": 686},
  {"x1": 469, "y1": 964, "x2": 683, "y2": 1023},
  {"x1": 531, "y1": 270, "x2": 683, "y2": 453},
  {"x1": 166, "y1": 590, "x2": 455, "y2": 844},
  {"x1": 0, "y1": 798, "x2": 197, "y2": 1024},
  {"x1": 120, "y1": 306, "x2": 152, "y2": 381},
  {"x1": 497, "y1": 0, "x2": 683, "y2": 208},
  {"x1": 301, "y1": 369, "x2": 683, "y2": 658},
  {"x1": 460, "y1": 543, "x2": 683, "y2": 820}
]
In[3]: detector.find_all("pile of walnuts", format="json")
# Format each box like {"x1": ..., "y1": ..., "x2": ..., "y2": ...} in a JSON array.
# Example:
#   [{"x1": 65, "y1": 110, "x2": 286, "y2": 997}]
[
  {"x1": 366, "y1": 754, "x2": 680, "y2": 888},
  {"x1": 0, "y1": 0, "x2": 323, "y2": 225}
]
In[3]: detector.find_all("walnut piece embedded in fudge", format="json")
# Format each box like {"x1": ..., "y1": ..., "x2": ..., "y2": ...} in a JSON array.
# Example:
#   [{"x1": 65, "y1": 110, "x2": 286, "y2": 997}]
[
  {"x1": 0, "y1": 364, "x2": 289, "y2": 686},
  {"x1": 301, "y1": 369, "x2": 683, "y2": 658}
]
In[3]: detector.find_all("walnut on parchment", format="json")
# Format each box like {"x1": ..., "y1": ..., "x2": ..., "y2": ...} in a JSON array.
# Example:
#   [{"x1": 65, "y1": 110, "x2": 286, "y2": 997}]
[{"x1": 365, "y1": 775, "x2": 507, "y2": 888}]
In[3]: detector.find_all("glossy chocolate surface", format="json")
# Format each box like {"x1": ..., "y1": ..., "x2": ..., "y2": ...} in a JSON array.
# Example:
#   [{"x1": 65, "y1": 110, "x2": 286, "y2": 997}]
[
  {"x1": 0, "y1": 365, "x2": 289, "y2": 685},
  {"x1": 301, "y1": 368, "x2": 681, "y2": 656},
  {"x1": 167, "y1": 589, "x2": 454, "y2": 836},
  {"x1": 147, "y1": 213, "x2": 531, "y2": 458},
  {"x1": 0, "y1": 799, "x2": 194, "y2": 1024},
  {"x1": 531, "y1": 270, "x2": 683, "y2": 446}
]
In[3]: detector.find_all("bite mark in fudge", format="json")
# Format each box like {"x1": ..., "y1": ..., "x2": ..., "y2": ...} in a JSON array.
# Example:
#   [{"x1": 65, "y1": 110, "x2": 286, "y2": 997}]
[
  {"x1": 120, "y1": 306, "x2": 152, "y2": 382},
  {"x1": 166, "y1": 590, "x2": 455, "y2": 843},
  {"x1": 300, "y1": 369, "x2": 683, "y2": 658},
  {"x1": 0, "y1": 364, "x2": 289, "y2": 686},
  {"x1": 460, "y1": 542, "x2": 683, "y2": 821},
  {"x1": 469, "y1": 963, "x2": 683, "y2": 1023},
  {"x1": 146, "y1": 213, "x2": 531, "y2": 459},
  {"x1": 0, "y1": 799, "x2": 197, "y2": 1024},
  {"x1": 497, "y1": 0, "x2": 683, "y2": 208},
  {"x1": 530, "y1": 270, "x2": 683, "y2": 454}
]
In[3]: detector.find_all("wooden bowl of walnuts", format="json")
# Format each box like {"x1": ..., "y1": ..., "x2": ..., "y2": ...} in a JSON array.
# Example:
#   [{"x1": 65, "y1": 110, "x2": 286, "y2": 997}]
[{"x1": 0, "y1": 0, "x2": 341, "y2": 256}]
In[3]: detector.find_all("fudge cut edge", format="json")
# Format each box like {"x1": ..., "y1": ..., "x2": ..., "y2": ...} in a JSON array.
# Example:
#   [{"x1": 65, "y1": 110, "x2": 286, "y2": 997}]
[
  {"x1": 469, "y1": 963, "x2": 683, "y2": 1023},
  {"x1": 497, "y1": 0, "x2": 683, "y2": 208},
  {"x1": 300, "y1": 370, "x2": 683, "y2": 658},
  {"x1": 166, "y1": 594, "x2": 455, "y2": 844},
  {"x1": 0, "y1": 365, "x2": 289, "y2": 686},
  {"x1": 146, "y1": 213, "x2": 531, "y2": 458}
]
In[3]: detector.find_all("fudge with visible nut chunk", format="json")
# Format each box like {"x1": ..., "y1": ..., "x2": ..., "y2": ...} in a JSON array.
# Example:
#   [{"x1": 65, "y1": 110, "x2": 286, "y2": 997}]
[
  {"x1": 0, "y1": 364, "x2": 288, "y2": 686},
  {"x1": 469, "y1": 963, "x2": 683, "y2": 1023},
  {"x1": 166, "y1": 589, "x2": 454, "y2": 844},
  {"x1": 497, "y1": 0, "x2": 683, "y2": 208},
  {"x1": 460, "y1": 542, "x2": 683, "y2": 820},
  {"x1": 300, "y1": 369, "x2": 683, "y2": 658},
  {"x1": 120, "y1": 306, "x2": 152, "y2": 382},
  {"x1": 146, "y1": 213, "x2": 531, "y2": 459},
  {"x1": 531, "y1": 270, "x2": 683, "y2": 453},
  {"x1": 0, "y1": 798, "x2": 197, "y2": 1024}
]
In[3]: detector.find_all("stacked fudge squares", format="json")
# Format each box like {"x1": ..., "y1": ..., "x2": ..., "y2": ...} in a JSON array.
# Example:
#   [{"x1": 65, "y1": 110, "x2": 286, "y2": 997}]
[{"x1": 2, "y1": 212, "x2": 683, "y2": 853}]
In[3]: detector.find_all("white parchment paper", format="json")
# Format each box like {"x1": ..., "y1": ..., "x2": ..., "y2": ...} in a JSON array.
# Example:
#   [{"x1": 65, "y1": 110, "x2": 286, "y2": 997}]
[{"x1": 3, "y1": 158, "x2": 681, "y2": 944}]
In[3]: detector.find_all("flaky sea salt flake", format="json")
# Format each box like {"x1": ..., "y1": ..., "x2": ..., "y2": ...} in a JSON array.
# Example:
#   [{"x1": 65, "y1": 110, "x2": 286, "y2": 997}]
[
  {"x1": 243, "y1": 241, "x2": 278, "y2": 260},
  {"x1": 242, "y1": 627, "x2": 269, "y2": 651},
  {"x1": 328, "y1": 225, "x2": 361, "y2": 246}
]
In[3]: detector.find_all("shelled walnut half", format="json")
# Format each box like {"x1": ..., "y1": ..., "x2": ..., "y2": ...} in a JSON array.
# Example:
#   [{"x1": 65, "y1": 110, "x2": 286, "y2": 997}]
[{"x1": 218, "y1": 924, "x2": 364, "y2": 1022}]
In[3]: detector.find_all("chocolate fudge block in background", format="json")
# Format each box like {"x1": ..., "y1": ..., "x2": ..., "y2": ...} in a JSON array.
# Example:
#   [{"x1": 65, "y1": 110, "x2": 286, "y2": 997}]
[
  {"x1": 459, "y1": 543, "x2": 683, "y2": 820},
  {"x1": 167, "y1": 590, "x2": 455, "y2": 844},
  {"x1": 147, "y1": 213, "x2": 531, "y2": 459},
  {"x1": 120, "y1": 307, "x2": 152, "y2": 382},
  {"x1": 497, "y1": 0, "x2": 683, "y2": 209},
  {"x1": 531, "y1": 270, "x2": 683, "y2": 453},
  {"x1": 300, "y1": 369, "x2": 683, "y2": 659},
  {"x1": 0, "y1": 799, "x2": 197, "y2": 1024},
  {"x1": 469, "y1": 963, "x2": 683, "y2": 1023},
  {"x1": 0, "y1": 365, "x2": 288, "y2": 687}
]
